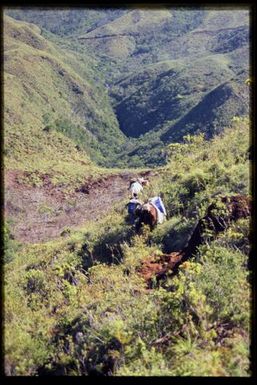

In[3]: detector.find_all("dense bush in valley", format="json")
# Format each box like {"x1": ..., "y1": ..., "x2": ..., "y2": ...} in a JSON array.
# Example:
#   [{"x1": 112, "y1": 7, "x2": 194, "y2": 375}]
[{"x1": 5, "y1": 10, "x2": 249, "y2": 169}]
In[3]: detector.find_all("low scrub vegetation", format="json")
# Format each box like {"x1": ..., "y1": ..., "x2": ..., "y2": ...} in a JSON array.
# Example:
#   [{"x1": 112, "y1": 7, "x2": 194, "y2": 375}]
[{"x1": 4, "y1": 118, "x2": 251, "y2": 376}]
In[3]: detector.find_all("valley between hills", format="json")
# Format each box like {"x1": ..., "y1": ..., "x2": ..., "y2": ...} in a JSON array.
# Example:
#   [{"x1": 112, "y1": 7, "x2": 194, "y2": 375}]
[{"x1": 3, "y1": 8, "x2": 252, "y2": 377}]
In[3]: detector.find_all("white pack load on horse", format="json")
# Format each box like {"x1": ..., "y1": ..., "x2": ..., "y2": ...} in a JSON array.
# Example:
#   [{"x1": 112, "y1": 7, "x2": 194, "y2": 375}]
[{"x1": 148, "y1": 195, "x2": 167, "y2": 224}]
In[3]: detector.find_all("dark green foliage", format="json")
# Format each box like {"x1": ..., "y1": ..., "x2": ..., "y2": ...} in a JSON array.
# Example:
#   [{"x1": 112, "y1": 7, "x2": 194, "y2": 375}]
[
  {"x1": 4, "y1": 9, "x2": 251, "y2": 377},
  {"x1": 5, "y1": 9, "x2": 250, "y2": 168},
  {"x1": 161, "y1": 79, "x2": 249, "y2": 142},
  {"x1": 161, "y1": 120, "x2": 249, "y2": 221},
  {"x1": 4, "y1": 119, "x2": 251, "y2": 376},
  {"x1": 149, "y1": 216, "x2": 196, "y2": 253},
  {"x1": 210, "y1": 26, "x2": 249, "y2": 54},
  {"x1": 6, "y1": 9, "x2": 127, "y2": 37},
  {"x1": 3, "y1": 222, "x2": 20, "y2": 264},
  {"x1": 194, "y1": 242, "x2": 250, "y2": 328}
]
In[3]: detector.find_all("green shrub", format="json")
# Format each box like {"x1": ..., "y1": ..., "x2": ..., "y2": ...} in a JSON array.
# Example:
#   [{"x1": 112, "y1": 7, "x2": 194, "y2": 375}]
[
  {"x1": 149, "y1": 216, "x2": 195, "y2": 252},
  {"x1": 24, "y1": 269, "x2": 47, "y2": 296},
  {"x1": 194, "y1": 244, "x2": 250, "y2": 329},
  {"x1": 3, "y1": 223, "x2": 20, "y2": 264}
]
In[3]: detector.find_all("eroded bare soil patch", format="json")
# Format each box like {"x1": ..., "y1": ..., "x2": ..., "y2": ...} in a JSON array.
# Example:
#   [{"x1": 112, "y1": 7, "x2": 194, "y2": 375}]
[{"x1": 5, "y1": 170, "x2": 153, "y2": 243}]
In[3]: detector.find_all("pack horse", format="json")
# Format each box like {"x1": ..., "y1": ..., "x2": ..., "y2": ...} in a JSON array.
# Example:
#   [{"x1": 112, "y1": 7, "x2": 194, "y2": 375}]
[{"x1": 135, "y1": 195, "x2": 167, "y2": 232}]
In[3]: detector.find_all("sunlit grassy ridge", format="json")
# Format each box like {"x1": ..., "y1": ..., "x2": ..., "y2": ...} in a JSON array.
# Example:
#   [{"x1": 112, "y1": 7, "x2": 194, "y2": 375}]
[
  {"x1": 4, "y1": 118, "x2": 251, "y2": 376},
  {"x1": 4, "y1": 8, "x2": 251, "y2": 377},
  {"x1": 4, "y1": 15, "x2": 126, "y2": 177},
  {"x1": 5, "y1": 9, "x2": 250, "y2": 168},
  {"x1": 77, "y1": 8, "x2": 249, "y2": 150},
  {"x1": 5, "y1": 8, "x2": 127, "y2": 37},
  {"x1": 160, "y1": 116, "x2": 250, "y2": 217}
]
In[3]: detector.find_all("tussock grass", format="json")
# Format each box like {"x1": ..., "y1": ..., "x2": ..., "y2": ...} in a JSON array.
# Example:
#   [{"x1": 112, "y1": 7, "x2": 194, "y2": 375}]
[{"x1": 4, "y1": 118, "x2": 251, "y2": 376}]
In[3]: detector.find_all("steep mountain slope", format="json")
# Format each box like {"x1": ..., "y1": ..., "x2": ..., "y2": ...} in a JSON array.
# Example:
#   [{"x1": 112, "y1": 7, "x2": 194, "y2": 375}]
[
  {"x1": 110, "y1": 55, "x2": 245, "y2": 138},
  {"x1": 6, "y1": 8, "x2": 127, "y2": 37},
  {"x1": 4, "y1": 15, "x2": 126, "y2": 170},
  {"x1": 156, "y1": 9, "x2": 250, "y2": 60},
  {"x1": 77, "y1": 8, "x2": 249, "y2": 162},
  {"x1": 161, "y1": 74, "x2": 249, "y2": 142},
  {"x1": 74, "y1": 8, "x2": 249, "y2": 75},
  {"x1": 4, "y1": 118, "x2": 251, "y2": 376},
  {"x1": 3, "y1": 9, "x2": 251, "y2": 378},
  {"x1": 76, "y1": 8, "x2": 206, "y2": 78},
  {"x1": 5, "y1": 8, "x2": 250, "y2": 169},
  {"x1": 77, "y1": 9, "x2": 172, "y2": 60},
  {"x1": 105, "y1": 9, "x2": 249, "y2": 141}
]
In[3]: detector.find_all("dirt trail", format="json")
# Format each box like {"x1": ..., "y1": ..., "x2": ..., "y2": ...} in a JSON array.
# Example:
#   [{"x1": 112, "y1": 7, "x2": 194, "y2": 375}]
[
  {"x1": 5, "y1": 170, "x2": 154, "y2": 244},
  {"x1": 137, "y1": 194, "x2": 251, "y2": 288}
]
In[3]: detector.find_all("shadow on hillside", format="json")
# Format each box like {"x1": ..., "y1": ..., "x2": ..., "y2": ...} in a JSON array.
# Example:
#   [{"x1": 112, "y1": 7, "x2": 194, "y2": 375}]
[
  {"x1": 79, "y1": 224, "x2": 135, "y2": 270},
  {"x1": 138, "y1": 194, "x2": 252, "y2": 288}
]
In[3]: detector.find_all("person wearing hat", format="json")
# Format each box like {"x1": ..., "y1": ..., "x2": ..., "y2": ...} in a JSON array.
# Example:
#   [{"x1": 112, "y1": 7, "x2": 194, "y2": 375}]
[
  {"x1": 128, "y1": 178, "x2": 144, "y2": 198},
  {"x1": 127, "y1": 193, "x2": 142, "y2": 225},
  {"x1": 138, "y1": 177, "x2": 149, "y2": 186}
]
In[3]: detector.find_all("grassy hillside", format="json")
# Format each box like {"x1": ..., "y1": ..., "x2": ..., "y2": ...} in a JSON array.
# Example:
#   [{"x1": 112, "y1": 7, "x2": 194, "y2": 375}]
[
  {"x1": 3, "y1": 7, "x2": 252, "y2": 377},
  {"x1": 5, "y1": 8, "x2": 250, "y2": 168},
  {"x1": 4, "y1": 15, "x2": 126, "y2": 173},
  {"x1": 161, "y1": 74, "x2": 249, "y2": 142},
  {"x1": 109, "y1": 55, "x2": 249, "y2": 166},
  {"x1": 6, "y1": 8, "x2": 126, "y2": 37},
  {"x1": 4, "y1": 117, "x2": 251, "y2": 376},
  {"x1": 78, "y1": 8, "x2": 249, "y2": 164},
  {"x1": 110, "y1": 55, "x2": 247, "y2": 138}
]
